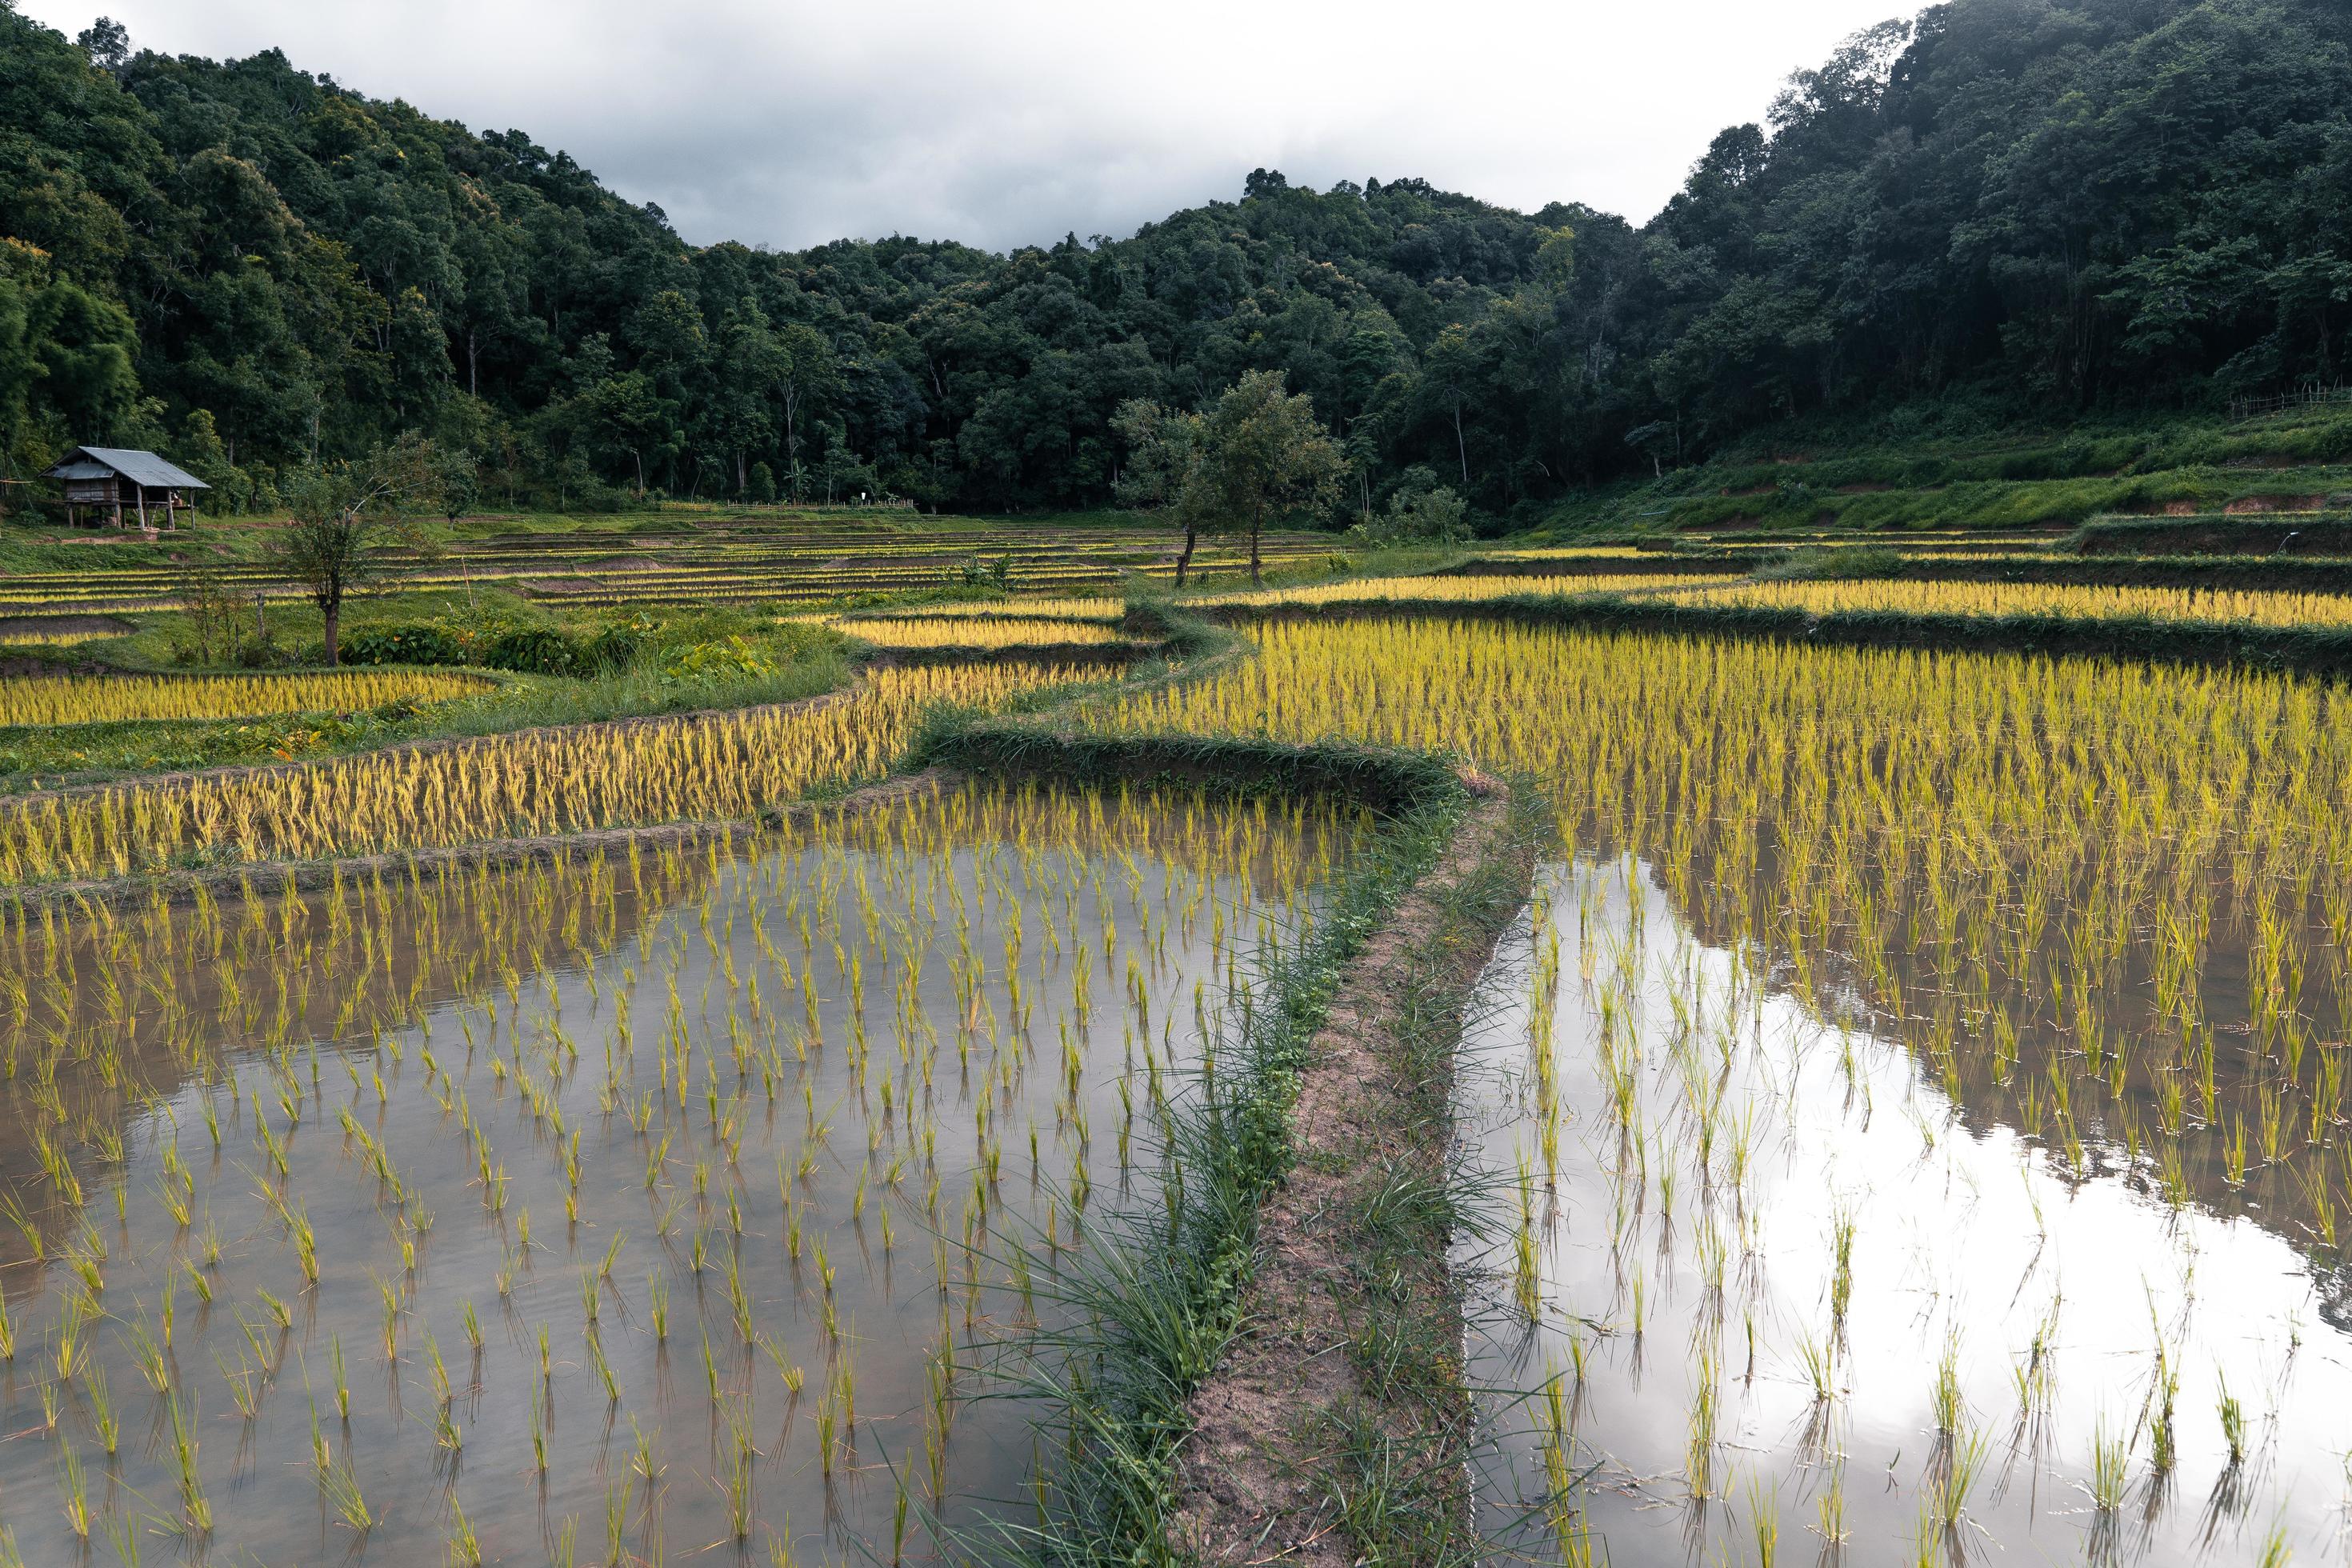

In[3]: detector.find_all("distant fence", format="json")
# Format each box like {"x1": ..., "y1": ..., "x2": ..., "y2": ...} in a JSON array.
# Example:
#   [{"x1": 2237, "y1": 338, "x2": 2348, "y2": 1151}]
[{"x1": 2230, "y1": 383, "x2": 2352, "y2": 421}]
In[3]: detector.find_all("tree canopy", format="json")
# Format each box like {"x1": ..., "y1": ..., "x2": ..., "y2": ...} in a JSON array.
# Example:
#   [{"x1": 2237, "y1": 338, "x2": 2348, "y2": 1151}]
[
  {"x1": 1115, "y1": 371, "x2": 1345, "y2": 582},
  {"x1": 2, "y1": 0, "x2": 2350, "y2": 523}
]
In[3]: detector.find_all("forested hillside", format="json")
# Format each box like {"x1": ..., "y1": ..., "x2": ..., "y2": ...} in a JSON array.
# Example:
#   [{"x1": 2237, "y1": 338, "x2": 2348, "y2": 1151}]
[{"x1": 2, "y1": 0, "x2": 2350, "y2": 523}]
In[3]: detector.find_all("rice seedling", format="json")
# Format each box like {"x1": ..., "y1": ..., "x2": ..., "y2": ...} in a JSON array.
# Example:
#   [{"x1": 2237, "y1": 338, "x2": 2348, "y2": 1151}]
[
  {"x1": 2089, "y1": 1421, "x2": 2130, "y2": 1510},
  {"x1": 2222, "y1": 1377, "x2": 2248, "y2": 1466},
  {"x1": 0, "y1": 775, "x2": 1352, "y2": 1560},
  {"x1": 1931, "y1": 1330, "x2": 1965, "y2": 1433},
  {"x1": 1817, "y1": 1462, "x2": 1846, "y2": 1546},
  {"x1": 167, "y1": 1392, "x2": 208, "y2": 1532},
  {"x1": 0, "y1": 662, "x2": 1085, "y2": 881},
  {"x1": 0, "y1": 668, "x2": 486, "y2": 728},
  {"x1": 53, "y1": 1439, "x2": 92, "y2": 1542},
  {"x1": 449, "y1": 1498, "x2": 482, "y2": 1566},
  {"x1": 1661, "y1": 576, "x2": 2352, "y2": 630},
  {"x1": 1796, "y1": 1330, "x2": 1835, "y2": 1402},
  {"x1": 84, "y1": 1364, "x2": 117, "y2": 1455}
]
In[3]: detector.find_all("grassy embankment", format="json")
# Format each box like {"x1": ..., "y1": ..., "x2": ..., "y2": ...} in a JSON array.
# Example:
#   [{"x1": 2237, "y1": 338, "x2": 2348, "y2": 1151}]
[
  {"x1": 1534, "y1": 402, "x2": 2352, "y2": 538},
  {"x1": 0, "y1": 506, "x2": 1184, "y2": 785}
]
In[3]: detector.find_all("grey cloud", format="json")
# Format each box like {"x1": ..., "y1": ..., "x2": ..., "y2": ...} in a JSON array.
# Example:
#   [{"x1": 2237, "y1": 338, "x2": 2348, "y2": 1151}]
[{"x1": 23, "y1": 0, "x2": 1902, "y2": 253}]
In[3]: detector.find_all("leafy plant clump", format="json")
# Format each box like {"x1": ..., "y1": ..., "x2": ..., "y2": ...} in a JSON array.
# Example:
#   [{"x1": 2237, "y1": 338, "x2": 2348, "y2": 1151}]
[
  {"x1": 1752, "y1": 544, "x2": 1904, "y2": 582},
  {"x1": 338, "y1": 624, "x2": 469, "y2": 667},
  {"x1": 660, "y1": 635, "x2": 778, "y2": 685},
  {"x1": 1348, "y1": 482, "x2": 1472, "y2": 550}
]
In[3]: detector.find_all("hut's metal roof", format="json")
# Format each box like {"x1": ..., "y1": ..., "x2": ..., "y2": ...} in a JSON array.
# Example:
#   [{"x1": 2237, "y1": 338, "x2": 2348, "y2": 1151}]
[{"x1": 42, "y1": 446, "x2": 210, "y2": 489}]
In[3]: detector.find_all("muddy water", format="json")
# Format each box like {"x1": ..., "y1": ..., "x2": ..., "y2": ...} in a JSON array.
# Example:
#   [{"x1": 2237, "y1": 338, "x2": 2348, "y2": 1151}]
[
  {"x1": 1464, "y1": 856, "x2": 2351, "y2": 1566},
  {"x1": 0, "y1": 782, "x2": 1356, "y2": 1563}
]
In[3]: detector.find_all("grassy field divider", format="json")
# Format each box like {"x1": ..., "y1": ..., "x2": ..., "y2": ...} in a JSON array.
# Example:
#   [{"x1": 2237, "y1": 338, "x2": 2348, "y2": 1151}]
[
  {"x1": 1866, "y1": 552, "x2": 2352, "y2": 594},
  {"x1": 1166, "y1": 781, "x2": 1542, "y2": 1566},
  {"x1": 946, "y1": 769, "x2": 1470, "y2": 1564},
  {"x1": 1217, "y1": 590, "x2": 2352, "y2": 679},
  {"x1": 921, "y1": 660, "x2": 1544, "y2": 1562}
]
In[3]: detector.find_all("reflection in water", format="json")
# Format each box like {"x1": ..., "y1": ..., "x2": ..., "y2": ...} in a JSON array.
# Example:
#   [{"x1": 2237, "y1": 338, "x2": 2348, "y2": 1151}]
[
  {"x1": 1100, "y1": 617, "x2": 2352, "y2": 1561},
  {"x1": 0, "y1": 781, "x2": 1356, "y2": 1562},
  {"x1": 1465, "y1": 856, "x2": 2348, "y2": 1566},
  {"x1": 1110, "y1": 621, "x2": 2352, "y2": 1280}
]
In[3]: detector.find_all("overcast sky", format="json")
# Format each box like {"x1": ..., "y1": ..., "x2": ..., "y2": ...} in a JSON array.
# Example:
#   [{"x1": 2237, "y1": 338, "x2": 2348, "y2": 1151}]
[{"x1": 22, "y1": 0, "x2": 1906, "y2": 254}]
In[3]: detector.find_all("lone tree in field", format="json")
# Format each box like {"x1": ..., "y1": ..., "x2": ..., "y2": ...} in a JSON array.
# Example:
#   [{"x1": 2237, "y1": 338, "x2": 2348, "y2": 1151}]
[
  {"x1": 1112, "y1": 398, "x2": 1209, "y2": 585},
  {"x1": 276, "y1": 435, "x2": 441, "y2": 666},
  {"x1": 1115, "y1": 370, "x2": 1345, "y2": 586}
]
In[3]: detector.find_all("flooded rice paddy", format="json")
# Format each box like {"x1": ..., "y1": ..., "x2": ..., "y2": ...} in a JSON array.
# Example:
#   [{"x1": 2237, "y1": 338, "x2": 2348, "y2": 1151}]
[
  {"x1": 1102, "y1": 618, "x2": 2352, "y2": 1563},
  {"x1": 1465, "y1": 855, "x2": 2352, "y2": 1566},
  {"x1": 0, "y1": 780, "x2": 1357, "y2": 1563}
]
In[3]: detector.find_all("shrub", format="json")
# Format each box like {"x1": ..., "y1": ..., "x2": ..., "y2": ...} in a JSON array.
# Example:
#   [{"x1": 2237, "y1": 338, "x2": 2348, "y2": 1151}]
[
  {"x1": 1754, "y1": 545, "x2": 1904, "y2": 582},
  {"x1": 1348, "y1": 485, "x2": 1470, "y2": 549},
  {"x1": 582, "y1": 623, "x2": 644, "y2": 674},
  {"x1": 662, "y1": 636, "x2": 778, "y2": 684},
  {"x1": 234, "y1": 635, "x2": 290, "y2": 669},
  {"x1": 340, "y1": 624, "x2": 469, "y2": 667},
  {"x1": 482, "y1": 626, "x2": 591, "y2": 677}
]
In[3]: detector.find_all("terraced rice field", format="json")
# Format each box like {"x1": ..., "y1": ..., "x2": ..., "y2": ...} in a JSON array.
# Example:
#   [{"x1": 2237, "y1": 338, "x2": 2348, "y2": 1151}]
[
  {"x1": 0, "y1": 670, "x2": 490, "y2": 728},
  {"x1": 894, "y1": 598, "x2": 1124, "y2": 624},
  {"x1": 0, "y1": 662, "x2": 1086, "y2": 883},
  {"x1": 0, "y1": 518, "x2": 1339, "y2": 623},
  {"x1": 0, "y1": 779, "x2": 1355, "y2": 1562},
  {"x1": 830, "y1": 616, "x2": 1132, "y2": 650},
  {"x1": 1099, "y1": 614, "x2": 2352, "y2": 1562},
  {"x1": 1662, "y1": 575, "x2": 2352, "y2": 625},
  {"x1": 1198, "y1": 571, "x2": 1741, "y2": 608},
  {"x1": 14, "y1": 566, "x2": 2352, "y2": 1563}
]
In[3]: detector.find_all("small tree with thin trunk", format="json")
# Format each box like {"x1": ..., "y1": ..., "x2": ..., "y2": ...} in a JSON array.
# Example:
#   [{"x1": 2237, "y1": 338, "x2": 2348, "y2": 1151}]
[
  {"x1": 1111, "y1": 397, "x2": 1209, "y2": 586},
  {"x1": 275, "y1": 435, "x2": 440, "y2": 667},
  {"x1": 1198, "y1": 370, "x2": 1346, "y2": 583},
  {"x1": 1114, "y1": 370, "x2": 1345, "y2": 586},
  {"x1": 435, "y1": 443, "x2": 479, "y2": 526}
]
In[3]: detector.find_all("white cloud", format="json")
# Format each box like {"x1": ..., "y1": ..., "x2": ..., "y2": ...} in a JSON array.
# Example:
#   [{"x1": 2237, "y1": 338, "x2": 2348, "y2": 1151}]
[{"x1": 22, "y1": 0, "x2": 1907, "y2": 250}]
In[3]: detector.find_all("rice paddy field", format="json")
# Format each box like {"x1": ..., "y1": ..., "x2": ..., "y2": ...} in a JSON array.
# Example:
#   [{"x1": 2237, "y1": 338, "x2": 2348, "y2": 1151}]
[
  {"x1": 1196, "y1": 572, "x2": 1742, "y2": 609},
  {"x1": 1099, "y1": 615, "x2": 2352, "y2": 1562},
  {"x1": 0, "y1": 670, "x2": 490, "y2": 728},
  {"x1": 1662, "y1": 576, "x2": 2352, "y2": 626},
  {"x1": 0, "y1": 661, "x2": 1087, "y2": 882},
  {"x1": 15, "y1": 542, "x2": 2352, "y2": 1562},
  {"x1": 827, "y1": 617, "x2": 1134, "y2": 650},
  {"x1": 890, "y1": 599, "x2": 1124, "y2": 624},
  {"x1": 0, "y1": 515, "x2": 1341, "y2": 633},
  {"x1": 0, "y1": 778, "x2": 1354, "y2": 1563}
]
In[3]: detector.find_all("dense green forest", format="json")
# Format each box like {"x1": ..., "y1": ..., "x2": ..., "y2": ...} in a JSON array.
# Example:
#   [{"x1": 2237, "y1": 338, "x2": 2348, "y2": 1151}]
[{"x1": 2, "y1": 0, "x2": 2350, "y2": 525}]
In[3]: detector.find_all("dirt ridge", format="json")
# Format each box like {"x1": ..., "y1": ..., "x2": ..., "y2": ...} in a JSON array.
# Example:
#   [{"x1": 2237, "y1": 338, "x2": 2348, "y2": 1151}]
[{"x1": 1170, "y1": 781, "x2": 1531, "y2": 1563}]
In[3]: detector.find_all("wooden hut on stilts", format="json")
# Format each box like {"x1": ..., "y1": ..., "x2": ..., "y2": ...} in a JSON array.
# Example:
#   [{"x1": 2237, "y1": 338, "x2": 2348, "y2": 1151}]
[{"x1": 42, "y1": 447, "x2": 209, "y2": 533}]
